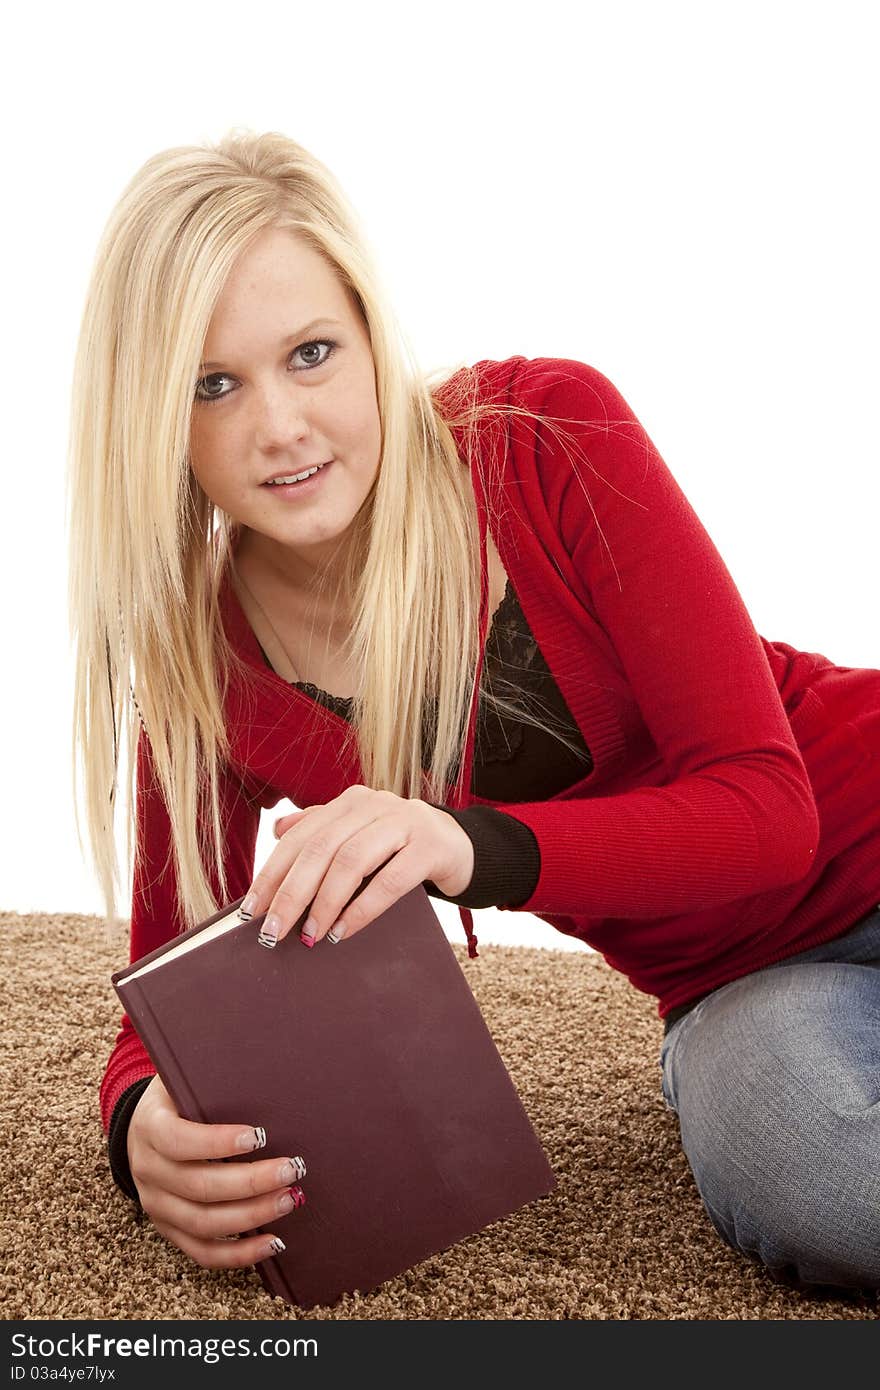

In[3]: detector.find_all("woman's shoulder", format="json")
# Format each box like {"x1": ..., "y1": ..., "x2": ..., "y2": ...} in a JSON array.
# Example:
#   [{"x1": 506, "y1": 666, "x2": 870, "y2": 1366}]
[{"x1": 432, "y1": 354, "x2": 629, "y2": 420}]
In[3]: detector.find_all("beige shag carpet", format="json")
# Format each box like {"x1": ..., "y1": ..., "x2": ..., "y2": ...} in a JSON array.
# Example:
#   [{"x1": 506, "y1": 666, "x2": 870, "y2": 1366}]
[{"x1": 1, "y1": 908, "x2": 876, "y2": 1322}]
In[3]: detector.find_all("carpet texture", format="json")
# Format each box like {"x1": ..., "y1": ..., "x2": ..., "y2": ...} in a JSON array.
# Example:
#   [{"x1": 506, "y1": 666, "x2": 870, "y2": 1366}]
[{"x1": 1, "y1": 909, "x2": 876, "y2": 1322}]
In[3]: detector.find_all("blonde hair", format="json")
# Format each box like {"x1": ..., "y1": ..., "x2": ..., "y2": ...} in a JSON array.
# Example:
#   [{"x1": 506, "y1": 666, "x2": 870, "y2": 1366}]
[{"x1": 67, "y1": 128, "x2": 596, "y2": 939}]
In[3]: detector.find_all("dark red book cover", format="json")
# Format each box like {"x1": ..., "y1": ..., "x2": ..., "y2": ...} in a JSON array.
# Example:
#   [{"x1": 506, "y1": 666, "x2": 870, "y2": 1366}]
[{"x1": 111, "y1": 883, "x2": 557, "y2": 1309}]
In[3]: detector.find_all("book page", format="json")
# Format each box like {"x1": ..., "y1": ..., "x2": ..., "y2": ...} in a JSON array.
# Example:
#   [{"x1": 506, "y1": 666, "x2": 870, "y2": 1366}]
[{"x1": 123, "y1": 905, "x2": 247, "y2": 981}]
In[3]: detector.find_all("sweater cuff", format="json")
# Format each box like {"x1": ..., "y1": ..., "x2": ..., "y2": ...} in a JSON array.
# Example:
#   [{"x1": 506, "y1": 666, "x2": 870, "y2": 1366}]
[
  {"x1": 108, "y1": 1075, "x2": 154, "y2": 1205},
  {"x1": 422, "y1": 804, "x2": 541, "y2": 909}
]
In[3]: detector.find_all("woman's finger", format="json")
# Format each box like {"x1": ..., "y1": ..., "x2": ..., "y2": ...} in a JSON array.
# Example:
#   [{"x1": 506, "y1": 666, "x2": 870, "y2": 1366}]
[
  {"x1": 258, "y1": 807, "x2": 416, "y2": 948},
  {"x1": 143, "y1": 1174, "x2": 306, "y2": 1246},
  {"x1": 273, "y1": 807, "x2": 315, "y2": 838},
  {"x1": 147, "y1": 1145, "x2": 308, "y2": 1208},
  {"x1": 152, "y1": 1107, "x2": 270, "y2": 1166},
  {"x1": 245, "y1": 803, "x2": 373, "y2": 942},
  {"x1": 150, "y1": 1216, "x2": 289, "y2": 1270},
  {"x1": 306, "y1": 838, "x2": 431, "y2": 945}
]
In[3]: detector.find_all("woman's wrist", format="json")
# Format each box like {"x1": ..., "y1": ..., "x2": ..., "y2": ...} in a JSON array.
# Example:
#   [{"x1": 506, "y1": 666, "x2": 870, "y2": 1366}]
[{"x1": 423, "y1": 803, "x2": 540, "y2": 908}]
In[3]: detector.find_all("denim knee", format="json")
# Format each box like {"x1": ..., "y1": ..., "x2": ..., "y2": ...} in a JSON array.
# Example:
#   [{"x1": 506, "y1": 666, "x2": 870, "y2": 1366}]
[{"x1": 659, "y1": 963, "x2": 880, "y2": 1290}]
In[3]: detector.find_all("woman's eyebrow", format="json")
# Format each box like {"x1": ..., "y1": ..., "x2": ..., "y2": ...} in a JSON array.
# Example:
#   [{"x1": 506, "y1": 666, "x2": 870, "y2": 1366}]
[{"x1": 199, "y1": 317, "x2": 346, "y2": 371}]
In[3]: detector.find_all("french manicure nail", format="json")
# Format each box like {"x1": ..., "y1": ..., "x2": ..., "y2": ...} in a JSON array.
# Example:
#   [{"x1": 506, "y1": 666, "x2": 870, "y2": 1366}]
[
  {"x1": 265, "y1": 1236, "x2": 286, "y2": 1256},
  {"x1": 278, "y1": 1156, "x2": 307, "y2": 1183},
  {"x1": 238, "y1": 1126, "x2": 266, "y2": 1151},
  {"x1": 240, "y1": 892, "x2": 258, "y2": 918},
  {"x1": 258, "y1": 914, "x2": 281, "y2": 949}
]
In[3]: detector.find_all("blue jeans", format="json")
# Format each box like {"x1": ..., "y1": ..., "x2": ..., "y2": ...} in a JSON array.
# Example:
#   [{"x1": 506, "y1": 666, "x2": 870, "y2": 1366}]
[{"x1": 659, "y1": 903, "x2": 880, "y2": 1291}]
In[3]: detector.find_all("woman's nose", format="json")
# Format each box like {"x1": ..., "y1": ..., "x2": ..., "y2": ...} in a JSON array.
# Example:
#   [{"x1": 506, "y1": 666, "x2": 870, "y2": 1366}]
[{"x1": 254, "y1": 386, "x2": 310, "y2": 448}]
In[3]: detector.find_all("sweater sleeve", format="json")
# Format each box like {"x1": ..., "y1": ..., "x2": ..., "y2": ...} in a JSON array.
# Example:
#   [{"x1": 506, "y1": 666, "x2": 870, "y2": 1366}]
[
  {"x1": 107, "y1": 1076, "x2": 154, "y2": 1205},
  {"x1": 99, "y1": 725, "x2": 261, "y2": 1136},
  {"x1": 490, "y1": 358, "x2": 820, "y2": 920},
  {"x1": 422, "y1": 804, "x2": 541, "y2": 908}
]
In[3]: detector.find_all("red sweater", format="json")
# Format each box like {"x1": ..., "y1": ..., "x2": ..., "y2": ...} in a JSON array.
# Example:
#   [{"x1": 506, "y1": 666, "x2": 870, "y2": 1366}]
[{"x1": 100, "y1": 355, "x2": 880, "y2": 1133}]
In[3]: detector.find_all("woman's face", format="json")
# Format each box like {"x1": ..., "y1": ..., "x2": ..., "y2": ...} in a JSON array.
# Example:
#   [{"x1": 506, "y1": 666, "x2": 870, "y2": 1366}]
[{"x1": 189, "y1": 225, "x2": 382, "y2": 588}]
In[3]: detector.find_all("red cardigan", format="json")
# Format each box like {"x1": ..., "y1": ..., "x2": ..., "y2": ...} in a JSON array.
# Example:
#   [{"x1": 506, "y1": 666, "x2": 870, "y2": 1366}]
[{"x1": 100, "y1": 355, "x2": 880, "y2": 1131}]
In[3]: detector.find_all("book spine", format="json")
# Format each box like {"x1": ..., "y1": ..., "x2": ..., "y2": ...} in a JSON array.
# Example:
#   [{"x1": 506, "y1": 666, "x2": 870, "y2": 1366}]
[
  {"x1": 116, "y1": 979, "x2": 207, "y2": 1125},
  {"x1": 253, "y1": 1249, "x2": 300, "y2": 1305}
]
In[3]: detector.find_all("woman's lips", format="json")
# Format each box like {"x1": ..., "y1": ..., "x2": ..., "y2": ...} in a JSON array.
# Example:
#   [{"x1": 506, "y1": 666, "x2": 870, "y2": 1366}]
[{"x1": 262, "y1": 460, "x2": 333, "y2": 497}]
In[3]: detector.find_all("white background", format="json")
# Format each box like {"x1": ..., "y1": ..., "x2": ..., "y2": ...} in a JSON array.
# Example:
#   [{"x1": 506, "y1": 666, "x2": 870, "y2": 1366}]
[{"x1": 2, "y1": 1, "x2": 876, "y2": 953}]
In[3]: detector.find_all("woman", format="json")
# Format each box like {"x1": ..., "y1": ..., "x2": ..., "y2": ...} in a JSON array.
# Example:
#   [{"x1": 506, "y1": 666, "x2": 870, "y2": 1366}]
[{"x1": 69, "y1": 129, "x2": 880, "y2": 1293}]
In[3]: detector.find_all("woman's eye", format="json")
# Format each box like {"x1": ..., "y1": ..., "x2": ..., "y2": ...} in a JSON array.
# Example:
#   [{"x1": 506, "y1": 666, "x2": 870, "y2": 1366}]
[
  {"x1": 195, "y1": 373, "x2": 234, "y2": 404},
  {"x1": 293, "y1": 339, "x2": 335, "y2": 369},
  {"x1": 194, "y1": 339, "x2": 337, "y2": 405}
]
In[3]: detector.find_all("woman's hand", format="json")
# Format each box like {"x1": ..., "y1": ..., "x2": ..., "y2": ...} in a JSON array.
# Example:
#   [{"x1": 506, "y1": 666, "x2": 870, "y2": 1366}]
[
  {"x1": 239, "y1": 785, "x2": 475, "y2": 948},
  {"x1": 127, "y1": 1074, "x2": 306, "y2": 1269}
]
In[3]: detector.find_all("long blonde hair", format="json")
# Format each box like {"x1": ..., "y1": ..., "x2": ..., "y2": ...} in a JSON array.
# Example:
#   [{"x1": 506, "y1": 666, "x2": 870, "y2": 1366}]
[{"x1": 67, "y1": 128, "x2": 594, "y2": 938}]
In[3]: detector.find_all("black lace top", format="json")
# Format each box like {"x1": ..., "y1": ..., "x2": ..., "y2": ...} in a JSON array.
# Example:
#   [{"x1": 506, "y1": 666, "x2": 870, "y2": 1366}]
[{"x1": 266, "y1": 576, "x2": 594, "y2": 801}]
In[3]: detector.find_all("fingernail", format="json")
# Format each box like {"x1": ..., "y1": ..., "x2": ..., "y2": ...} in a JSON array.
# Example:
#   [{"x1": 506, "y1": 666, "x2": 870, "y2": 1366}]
[
  {"x1": 240, "y1": 892, "x2": 258, "y2": 918},
  {"x1": 238, "y1": 1126, "x2": 266, "y2": 1151},
  {"x1": 278, "y1": 1156, "x2": 307, "y2": 1183},
  {"x1": 278, "y1": 1184, "x2": 307, "y2": 1215},
  {"x1": 258, "y1": 914, "x2": 282, "y2": 949},
  {"x1": 327, "y1": 921, "x2": 348, "y2": 943},
  {"x1": 265, "y1": 1236, "x2": 286, "y2": 1256},
  {"x1": 301, "y1": 916, "x2": 318, "y2": 940}
]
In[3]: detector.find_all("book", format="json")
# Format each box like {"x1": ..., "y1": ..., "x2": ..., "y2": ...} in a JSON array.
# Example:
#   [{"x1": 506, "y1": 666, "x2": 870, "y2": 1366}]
[{"x1": 111, "y1": 877, "x2": 557, "y2": 1309}]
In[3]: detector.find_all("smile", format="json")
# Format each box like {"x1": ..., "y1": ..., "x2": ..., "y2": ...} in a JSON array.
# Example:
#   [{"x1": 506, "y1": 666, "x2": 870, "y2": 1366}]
[{"x1": 261, "y1": 460, "x2": 333, "y2": 498}]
